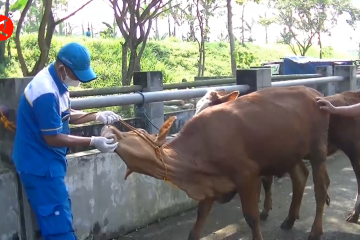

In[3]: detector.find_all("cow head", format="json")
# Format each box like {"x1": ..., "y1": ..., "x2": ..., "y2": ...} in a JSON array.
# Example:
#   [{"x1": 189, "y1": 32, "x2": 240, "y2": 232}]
[
  {"x1": 195, "y1": 90, "x2": 240, "y2": 115},
  {"x1": 101, "y1": 116, "x2": 177, "y2": 180}
]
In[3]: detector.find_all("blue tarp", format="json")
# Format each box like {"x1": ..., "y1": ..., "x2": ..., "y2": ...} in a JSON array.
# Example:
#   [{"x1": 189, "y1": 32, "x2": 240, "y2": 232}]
[{"x1": 283, "y1": 56, "x2": 352, "y2": 75}]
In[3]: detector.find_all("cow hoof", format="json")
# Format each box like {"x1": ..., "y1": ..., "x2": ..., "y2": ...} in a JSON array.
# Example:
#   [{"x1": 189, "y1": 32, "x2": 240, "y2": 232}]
[
  {"x1": 280, "y1": 217, "x2": 295, "y2": 230},
  {"x1": 259, "y1": 212, "x2": 269, "y2": 221},
  {"x1": 187, "y1": 232, "x2": 199, "y2": 240},
  {"x1": 307, "y1": 234, "x2": 321, "y2": 240},
  {"x1": 346, "y1": 211, "x2": 359, "y2": 223}
]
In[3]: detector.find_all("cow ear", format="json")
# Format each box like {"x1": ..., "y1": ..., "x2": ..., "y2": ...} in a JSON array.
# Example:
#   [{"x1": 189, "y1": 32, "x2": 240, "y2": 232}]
[
  {"x1": 218, "y1": 91, "x2": 239, "y2": 103},
  {"x1": 155, "y1": 116, "x2": 176, "y2": 146}
]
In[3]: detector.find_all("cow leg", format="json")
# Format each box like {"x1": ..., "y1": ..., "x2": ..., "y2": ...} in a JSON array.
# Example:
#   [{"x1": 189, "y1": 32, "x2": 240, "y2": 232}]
[
  {"x1": 341, "y1": 144, "x2": 360, "y2": 223},
  {"x1": 238, "y1": 176, "x2": 263, "y2": 240},
  {"x1": 281, "y1": 161, "x2": 309, "y2": 229},
  {"x1": 308, "y1": 143, "x2": 330, "y2": 240},
  {"x1": 187, "y1": 198, "x2": 214, "y2": 240},
  {"x1": 260, "y1": 175, "x2": 273, "y2": 221}
]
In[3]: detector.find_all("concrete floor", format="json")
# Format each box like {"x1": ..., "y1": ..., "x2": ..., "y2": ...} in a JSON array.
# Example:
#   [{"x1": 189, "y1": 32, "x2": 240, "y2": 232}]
[{"x1": 119, "y1": 152, "x2": 360, "y2": 240}]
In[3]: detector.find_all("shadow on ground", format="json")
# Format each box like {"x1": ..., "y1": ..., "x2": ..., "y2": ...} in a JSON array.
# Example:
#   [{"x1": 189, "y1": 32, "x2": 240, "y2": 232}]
[{"x1": 119, "y1": 152, "x2": 360, "y2": 240}]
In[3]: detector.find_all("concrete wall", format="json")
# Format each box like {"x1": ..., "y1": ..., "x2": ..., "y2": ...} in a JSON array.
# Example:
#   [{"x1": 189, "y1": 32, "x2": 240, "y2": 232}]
[
  {"x1": 65, "y1": 148, "x2": 197, "y2": 239},
  {"x1": 0, "y1": 78, "x2": 32, "y2": 240},
  {"x1": 0, "y1": 170, "x2": 21, "y2": 240}
]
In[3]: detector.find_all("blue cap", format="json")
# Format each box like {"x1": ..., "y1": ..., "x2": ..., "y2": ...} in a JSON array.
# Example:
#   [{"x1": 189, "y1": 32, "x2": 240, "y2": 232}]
[{"x1": 57, "y1": 42, "x2": 97, "y2": 83}]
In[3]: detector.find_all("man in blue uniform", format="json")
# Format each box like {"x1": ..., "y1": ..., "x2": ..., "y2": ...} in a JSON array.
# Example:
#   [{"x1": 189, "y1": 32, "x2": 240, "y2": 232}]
[{"x1": 12, "y1": 42, "x2": 120, "y2": 240}]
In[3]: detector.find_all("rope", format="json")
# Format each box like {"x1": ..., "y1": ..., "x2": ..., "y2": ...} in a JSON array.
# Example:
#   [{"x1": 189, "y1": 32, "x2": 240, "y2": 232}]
[
  {"x1": 117, "y1": 119, "x2": 178, "y2": 189},
  {"x1": 0, "y1": 108, "x2": 16, "y2": 133},
  {"x1": 135, "y1": 91, "x2": 160, "y2": 131}
]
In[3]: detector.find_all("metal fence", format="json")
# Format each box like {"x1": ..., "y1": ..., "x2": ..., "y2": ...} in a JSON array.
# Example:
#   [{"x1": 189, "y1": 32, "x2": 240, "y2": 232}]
[
  {"x1": 70, "y1": 74, "x2": 324, "y2": 98},
  {"x1": 70, "y1": 70, "x2": 348, "y2": 111}
]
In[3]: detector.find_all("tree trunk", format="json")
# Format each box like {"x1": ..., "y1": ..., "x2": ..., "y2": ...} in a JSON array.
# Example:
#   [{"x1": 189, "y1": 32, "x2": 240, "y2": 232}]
[
  {"x1": 265, "y1": 26, "x2": 268, "y2": 44},
  {"x1": 113, "y1": 17, "x2": 116, "y2": 38},
  {"x1": 204, "y1": 17, "x2": 209, "y2": 42},
  {"x1": 241, "y1": 4, "x2": 245, "y2": 45},
  {"x1": 197, "y1": 46, "x2": 202, "y2": 77},
  {"x1": 189, "y1": 4, "x2": 195, "y2": 41},
  {"x1": 7, "y1": 39, "x2": 11, "y2": 58},
  {"x1": 121, "y1": 42, "x2": 130, "y2": 86},
  {"x1": 15, "y1": 0, "x2": 34, "y2": 76},
  {"x1": 91, "y1": 23, "x2": 93, "y2": 37},
  {"x1": 168, "y1": 15, "x2": 171, "y2": 37},
  {"x1": 155, "y1": 17, "x2": 159, "y2": 40},
  {"x1": 201, "y1": 42, "x2": 205, "y2": 76},
  {"x1": 0, "y1": 0, "x2": 10, "y2": 62},
  {"x1": 227, "y1": 0, "x2": 236, "y2": 76},
  {"x1": 318, "y1": 33, "x2": 322, "y2": 59},
  {"x1": 29, "y1": 6, "x2": 55, "y2": 76}
]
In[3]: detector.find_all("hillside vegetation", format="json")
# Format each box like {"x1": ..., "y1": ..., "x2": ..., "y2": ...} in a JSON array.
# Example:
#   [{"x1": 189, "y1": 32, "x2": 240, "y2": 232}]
[{"x1": 1, "y1": 34, "x2": 354, "y2": 90}]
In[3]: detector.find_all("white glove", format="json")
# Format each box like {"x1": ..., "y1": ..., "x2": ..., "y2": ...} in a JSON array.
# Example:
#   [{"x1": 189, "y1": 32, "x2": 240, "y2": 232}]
[
  {"x1": 95, "y1": 111, "x2": 121, "y2": 124},
  {"x1": 90, "y1": 135, "x2": 118, "y2": 153}
]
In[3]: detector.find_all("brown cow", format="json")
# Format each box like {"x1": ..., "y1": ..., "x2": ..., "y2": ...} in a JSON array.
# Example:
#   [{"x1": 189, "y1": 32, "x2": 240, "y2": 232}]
[
  {"x1": 196, "y1": 89, "x2": 360, "y2": 225},
  {"x1": 102, "y1": 86, "x2": 330, "y2": 240},
  {"x1": 194, "y1": 89, "x2": 310, "y2": 226}
]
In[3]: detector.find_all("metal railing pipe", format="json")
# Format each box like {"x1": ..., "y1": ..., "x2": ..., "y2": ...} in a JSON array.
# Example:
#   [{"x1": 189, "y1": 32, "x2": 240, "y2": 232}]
[
  {"x1": 70, "y1": 85, "x2": 143, "y2": 98},
  {"x1": 272, "y1": 76, "x2": 344, "y2": 87},
  {"x1": 69, "y1": 74, "x2": 325, "y2": 97},
  {"x1": 272, "y1": 74, "x2": 322, "y2": 81},
  {"x1": 71, "y1": 85, "x2": 250, "y2": 110}
]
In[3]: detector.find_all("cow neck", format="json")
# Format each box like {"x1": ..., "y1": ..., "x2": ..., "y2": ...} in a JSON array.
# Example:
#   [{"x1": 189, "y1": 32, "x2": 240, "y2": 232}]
[{"x1": 160, "y1": 135, "x2": 205, "y2": 200}]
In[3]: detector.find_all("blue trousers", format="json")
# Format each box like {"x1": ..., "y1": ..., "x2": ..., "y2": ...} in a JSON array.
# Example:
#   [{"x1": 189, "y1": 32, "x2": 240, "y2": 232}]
[{"x1": 19, "y1": 172, "x2": 76, "y2": 240}]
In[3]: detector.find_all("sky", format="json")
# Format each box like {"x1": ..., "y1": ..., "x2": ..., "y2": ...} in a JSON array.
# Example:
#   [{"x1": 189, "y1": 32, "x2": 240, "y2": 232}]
[{"x1": 44, "y1": 0, "x2": 360, "y2": 53}]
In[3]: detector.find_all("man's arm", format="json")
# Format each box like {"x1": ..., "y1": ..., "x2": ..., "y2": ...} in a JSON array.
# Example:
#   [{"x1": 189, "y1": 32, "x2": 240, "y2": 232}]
[
  {"x1": 33, "y1": 93, "x2": 92, "y2": 147},
  {"x1": 69, "y1": 109, "x2": 96, "y2": 125},
  {"x1": 331, "y1": 103, "x2": 360, "y2": 117},
  {"x1": 44, "y1": 134, "x2": 91, "y2": 148}
]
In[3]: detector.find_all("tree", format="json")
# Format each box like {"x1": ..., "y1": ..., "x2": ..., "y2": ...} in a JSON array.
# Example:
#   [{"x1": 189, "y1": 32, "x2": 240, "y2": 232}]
[
  {"x1": 228, "y1": 0, "x2": 259, "y2": 75},
  {"x1": 0, "y1": 0, "x2": 10, "y2": 62},
  {"x1": 257, "y1": 0, "x2": 276, "y2": 44},
  {"x1": 258, "y1": 13, "x2": 276, "y2": 44},
  {"x1": 193, "y1": 0, "x2": 205, "y2": 76},
  {"x1": 108, "y1": 0, "x2": 172, "y2": 86},
  {"x1": 200, "y1": 0, "x2": 223, "y2": 41},
  {"x1": 19, "y1": 0, "x2": 68, "y2": 34},
  {"x1": 100, "y1": 22, "x2": 115, "y2": 38},
  {"x1": 12, "y1": 0, "x2": 94, "y2": 76},
  {"x1": 244, "y1": 18, "x2": 255, "y2": 42},
  {"x1": 235, "y1": 0, "x2": 251, "y2": 45},
  {"x1": 227, "y1": 0, "x2": 236, "y2": 75},
  {"x1": 275, "y1": 0, "x2": 360, "y2": 57},
  {"x1": 168, "y1": 1, "x2": 188, "y2": 40},
  {"x1": 193, "y1": 0, "x2": 223, "y2": 77}
]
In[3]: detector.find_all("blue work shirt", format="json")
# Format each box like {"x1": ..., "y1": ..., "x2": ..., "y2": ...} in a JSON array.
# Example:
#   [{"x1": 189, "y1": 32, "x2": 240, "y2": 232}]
[{"x1": 12, "y1": 62, "x2": 71, "y2": 177}]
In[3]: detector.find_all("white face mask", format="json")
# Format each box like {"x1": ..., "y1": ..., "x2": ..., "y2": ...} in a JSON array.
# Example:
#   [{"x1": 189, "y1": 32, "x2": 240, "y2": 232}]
[{"x1": 60, "y1": 66, "x2": 81, "y2": 87}]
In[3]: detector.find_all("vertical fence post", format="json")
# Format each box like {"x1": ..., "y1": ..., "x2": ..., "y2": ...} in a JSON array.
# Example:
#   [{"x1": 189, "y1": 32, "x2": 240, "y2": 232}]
[
  {"x1": 133, "y1": 71, "x2": 164, "y2": 134},
  {"x1": 334, "y1": 65, "x2": 357, "y2": 93},
  {"x1": 235, "y1": 68, "x2": 272, "y2": 93},
  {"x1": 316, "y1": 66, "x2": 334, "y2": 96}
]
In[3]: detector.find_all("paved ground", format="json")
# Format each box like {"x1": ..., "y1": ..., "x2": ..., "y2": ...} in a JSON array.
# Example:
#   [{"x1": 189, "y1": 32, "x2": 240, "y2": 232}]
[{"x1": 119, "y1": 152, "x2": 360, "y2": 240}]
